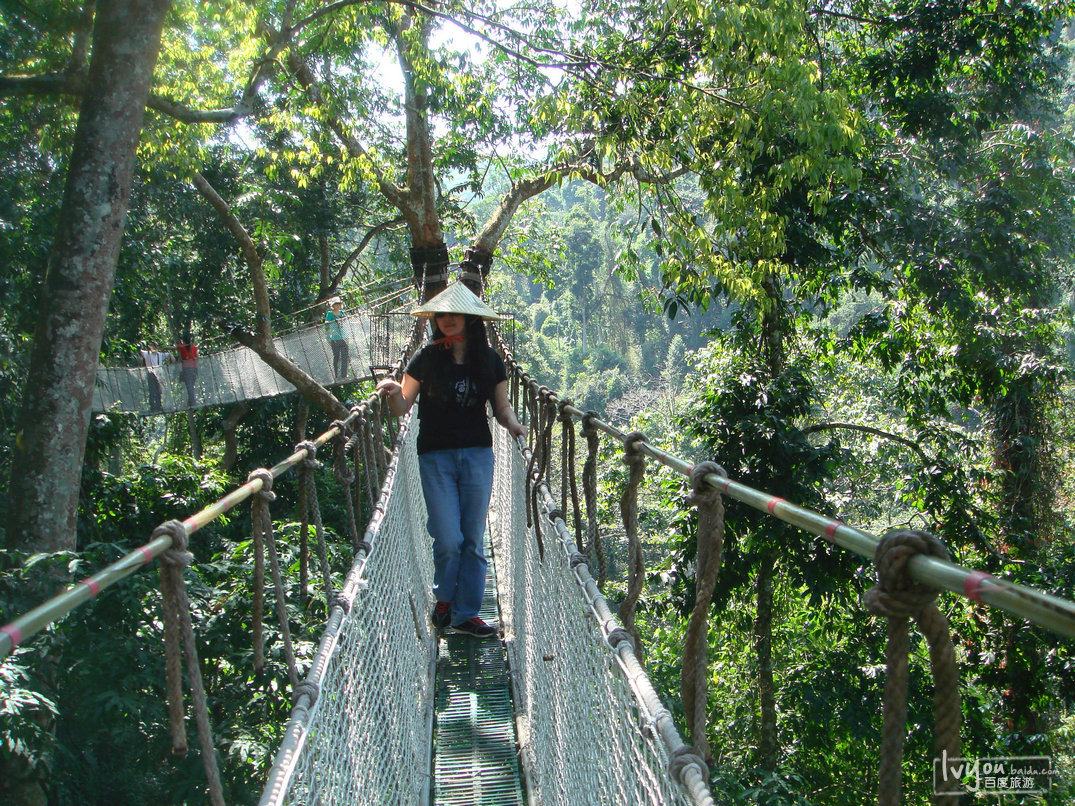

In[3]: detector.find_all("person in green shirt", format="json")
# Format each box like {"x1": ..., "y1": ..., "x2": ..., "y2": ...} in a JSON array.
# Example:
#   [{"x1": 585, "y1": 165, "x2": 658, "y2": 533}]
[{"x1": 324, "y1": 296, "x2": 349, "y2": 380}]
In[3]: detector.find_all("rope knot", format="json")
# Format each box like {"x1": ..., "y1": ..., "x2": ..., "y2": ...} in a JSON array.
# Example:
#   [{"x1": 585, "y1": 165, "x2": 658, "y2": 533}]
[
  {"x1": 153, "y1": 520, "x2": 192, "y2": 568},
  {"x1": 332, "y1": 440, "x2": 356, "y2": 485},
  {"x1": 569, "y1": 552, "x2": 588, "y2": 569},
  {"x1": 330, "y1": 418, "x2": 354, "y2": 439},
  {"x1": 296, "y1": 440, "x2": 320, "y2": 470},
  {"x1": 333, "y1": 591, "x2": 353, "y2": 614},
  {"x1": 864, "y1": 528, "x2": 950, "y2": 620},
  {"x1": 669, "y1": 745, "x2": 710, "y2": 785},
  {"x1": 687, "y1": 461, "x2": 726, "y2": 507},
  {"x1": 247, "y1": 468, "x2": 276, "y2": 502},
  {"x1": 557, "y1": 398, "x2": 573, "y2": 422},
  {"x1": 606, "y1": 626, "x2": 635, "y2": 652},
  {"x1": 292, "y1": 680, "x2": 320, "y2": 706},
  {"x1": 623, "y1": 431, "x2": 647, "y2": 468},
  {"x1": 581, "y1": 411, "x2": 598, "y2": 436}
]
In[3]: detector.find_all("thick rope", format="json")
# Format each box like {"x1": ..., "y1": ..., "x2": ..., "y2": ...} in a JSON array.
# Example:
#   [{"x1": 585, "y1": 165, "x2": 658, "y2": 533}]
[
  {"x1": 154, "y1": 520, "x2": 225, "y2": 806},
  {"x1": 523, "y1": 379, "x2": 547, "y2": 556},
  {"x1": 533, "y1": 388, "x2": 557, "y2": 558},
  {"x1": 359, "y1": 411, "x2": 380, "y2": 510},
  {"x1": 580, "y1": 411, "x2": 607, "y2": 588},
  {"x1": 158, "y1": 519, "x2": 190, "y2": 755},
  {"x1": 511, "y1": 362, "x2": 520, "y2": 415},
  {"x1": 247, "y1": 468, "x2": 271, "y2": 674},
  {"x1": 523, "y1": 378, "x2": 540, "y2": 530},
  {"x1": 297, "y1": 440, "x2": 334, "y2": 608},
  {"x1": 347, "y1": 432, "x2": 365, "y2": 539},
  {"x1": 618, "y1": 431, "x2": 648, "y2": 650},
  {"x1": 370, "y1": 396, "x2": 389, "y2": 482},
  {"x1": 863, "y1": 528, "x2": 962, "y2": 806},
  {"x1": 249, "y1": 468, "x2": 300, "y2": 690},
  {"x1": 296, "y1": 453, "x2": 310, "y2": 604},
  {"x1": 330, "y1": 421, "x2": 361, "y2": 553},
  {"x1": 680, "y1": 462, "x2": 727, "y2": 764},
  {"x1": 559, "y1": 398, "x2": 583, "y2": 550}
]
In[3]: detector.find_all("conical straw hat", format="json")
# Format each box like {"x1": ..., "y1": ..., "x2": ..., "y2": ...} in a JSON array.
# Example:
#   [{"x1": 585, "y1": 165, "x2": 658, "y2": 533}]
[{"x1": 411, "y1": 281, "x2": 504, "y2": 320}]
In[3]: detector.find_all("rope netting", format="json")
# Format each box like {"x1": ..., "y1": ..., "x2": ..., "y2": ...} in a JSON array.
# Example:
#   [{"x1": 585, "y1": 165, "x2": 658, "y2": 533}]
[
  {"x1": 261, "y1": 419, "x2": 437, "y2": 805},
  {"x1": 490, "y1": 425, "x2": 713, "y2": 805},
  {"x1": 259, "y1": 398, "x2": 714, "y2": 805},
  {"x1": 493, "y1": 330, "x2": 1075, "y2": 806},
  {"x1": 92, "y1": 309, "x2": 414, "y2": 414}
]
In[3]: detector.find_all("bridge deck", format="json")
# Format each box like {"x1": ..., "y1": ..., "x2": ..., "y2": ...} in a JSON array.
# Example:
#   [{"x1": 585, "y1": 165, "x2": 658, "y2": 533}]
[{"x1": 433, "y1": 532, "x2": 526, "y2": 805}]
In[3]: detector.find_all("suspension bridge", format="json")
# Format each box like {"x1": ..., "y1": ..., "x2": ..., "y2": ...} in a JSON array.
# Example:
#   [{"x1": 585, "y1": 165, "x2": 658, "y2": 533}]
[
  {"x1": 5, "y1": 313, "x2": 1075, "y2": 805},
  {"x1": 91, "y1": 307, "x2": 416, "y2": 414}
]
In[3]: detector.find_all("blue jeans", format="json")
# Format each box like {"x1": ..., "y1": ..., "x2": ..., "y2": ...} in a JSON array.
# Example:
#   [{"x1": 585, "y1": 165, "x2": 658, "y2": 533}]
[{"x1": 418, "y1": 446, "x2": 494, "y2": 624}]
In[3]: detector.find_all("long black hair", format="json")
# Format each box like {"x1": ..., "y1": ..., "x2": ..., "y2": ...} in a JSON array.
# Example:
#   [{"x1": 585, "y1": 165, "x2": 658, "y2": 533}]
[{"x1": 425, "y1": 315, "x2": 496, "y2": 403}]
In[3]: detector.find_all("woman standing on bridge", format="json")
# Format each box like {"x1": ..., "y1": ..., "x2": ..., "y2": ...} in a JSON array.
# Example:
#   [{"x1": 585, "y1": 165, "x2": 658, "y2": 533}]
[
  {"x1": 325, "y1": 296, "x2": 350, "y2": 380},
  {"x1": 376, "y1": 282, "x2": 526, "y2": 639}
]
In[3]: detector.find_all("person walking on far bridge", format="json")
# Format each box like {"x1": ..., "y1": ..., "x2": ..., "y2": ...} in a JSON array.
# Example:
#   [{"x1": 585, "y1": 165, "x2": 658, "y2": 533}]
[
  {"x1": 324, "y1": 296, "x2": 350, "y2": 380},
  {"x1": 176, "y1": 330, "x2": 198, "y2": 408},
  {"x1": 376, "y1": 282, "x2": 526, "y2": 639},
  {"x1": 139, "y1": 342, "x2": 166, "y2": 413}
]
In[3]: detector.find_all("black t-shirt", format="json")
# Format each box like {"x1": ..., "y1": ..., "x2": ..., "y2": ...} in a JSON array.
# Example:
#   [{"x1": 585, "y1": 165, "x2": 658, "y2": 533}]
[{"x1": 405, "y1": 344, "x2": 507, "y2": 455}]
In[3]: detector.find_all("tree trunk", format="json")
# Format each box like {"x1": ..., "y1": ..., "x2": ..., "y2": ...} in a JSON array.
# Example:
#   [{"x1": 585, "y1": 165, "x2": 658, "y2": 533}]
[
  {"x1": 754, "y1": 550, "x2": 779, "y2": 771},
  {"x1": 293, "y1": 400, "x2": 308, "y2": 443},
  {"x1": 754, "y1": 272, "x2": 784, "y2": 772},
  {"x1": 186, "y1": 410, "x2": 202, "y2": 460},
  {"x1": 221, "y1": 401, "x2": 250, "y2": 473},
  {"x1": 991, "y1": 378, "x2": 1049, "y2": 733},
  {"x1": 7, "y1": 0, "x2": 171, "y2": 553}
]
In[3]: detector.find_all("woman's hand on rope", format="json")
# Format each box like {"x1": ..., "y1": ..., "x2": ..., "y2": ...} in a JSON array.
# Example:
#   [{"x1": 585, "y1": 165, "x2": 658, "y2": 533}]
[
  {"x1": 493, "y1": 381, "x2": 527, "y2": 439},
  {"x1": 500, "y1": 410, "x2": 526, "y2": 439},
  {"x1": 375, "y1": 378, "x2": 401, "y2": 398},
  {"x1": 375, "y1": 374, "x2": 418, "y2": 418}
]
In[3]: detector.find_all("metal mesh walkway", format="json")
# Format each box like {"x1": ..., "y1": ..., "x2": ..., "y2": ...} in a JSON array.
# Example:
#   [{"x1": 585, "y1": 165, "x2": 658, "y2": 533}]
[{"x1": 433, "y1": 536, "x2": 526, "y2": 805}]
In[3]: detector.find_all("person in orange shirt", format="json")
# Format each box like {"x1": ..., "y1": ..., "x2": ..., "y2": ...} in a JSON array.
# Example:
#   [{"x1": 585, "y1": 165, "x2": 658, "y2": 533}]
[{"x1": 176, "y1": 330, "x2": 198, "y2": 408}]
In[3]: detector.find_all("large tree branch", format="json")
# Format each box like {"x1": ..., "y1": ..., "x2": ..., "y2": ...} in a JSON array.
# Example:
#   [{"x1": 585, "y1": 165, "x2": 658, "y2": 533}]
[
  {"x1": 802, "y1": 421, "x2": 931, "y2": 464},
  {"x1": 390, "y1": 14, "x2": 441, "y2": 245},
  {"x1": 2, "y1": 12, "x2": 290, "y2": 124},
  {"x1": 191, "y1": 171, "x2": 273, "y2": 342},
  {"x1": 474, "y1": 154, "x2": 691, "y2": 253},
  {"x1": 191, "y1": 171, "x2": 348, "y2": 419},
  {"x1": 68, "y1": 0, "x2": 96, "y2": 73},
  {"x1": 0, "y1": 72, "x2": 84, "y2": 96},
  {"x1": 284, "y1": 48, "x2": 408, "y2": 214},
  {"x1": 333, "y1": 216, "x2": 407, "y2": 290},
  {"x1": 0, "y1": 71, "x2": 269, "y2": 123}
]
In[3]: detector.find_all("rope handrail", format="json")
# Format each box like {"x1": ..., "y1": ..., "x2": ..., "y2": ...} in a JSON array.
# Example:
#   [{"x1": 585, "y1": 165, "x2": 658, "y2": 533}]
[
  {"x1": 511, "y1": 431, "x2": 715, "y2": 805},
  {"x1": 498, "y1": 345, "x2": 1075, "y2": 640},
  {"x1": 0, "y1": 410, "x2": 353, "y2": 660},
  {"x1": 0, "y1": 321, "x2": 424, "y2": 661},
  {"x1": 259, "y1": 414, "x2": 418, "y2": 806}
]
